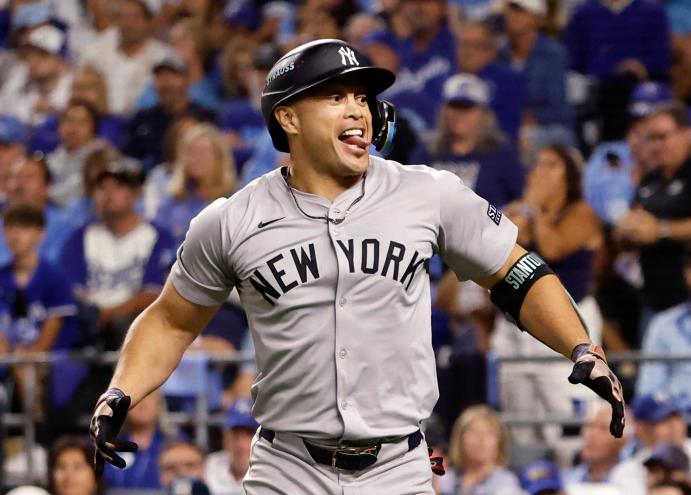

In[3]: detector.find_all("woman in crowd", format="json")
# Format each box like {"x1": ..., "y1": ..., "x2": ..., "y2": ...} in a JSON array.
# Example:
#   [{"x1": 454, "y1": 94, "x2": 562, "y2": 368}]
[
  {"x1": 440, "y1": 405, "x2": 523, "y2": 495},
  {"x1": 48, "y1": 436, "x2": 103, "y2": 495},
  {"x1": 412, "y1": 73, "x2": 525, "y2": 208},
  {"x1": 492, "y1": 143, "x2": 604, "y2": 445},
  {"x1": 154, "y1": 123, "x2": 236, "y2": 246},
  {"x1": 31, "y1": 66, "x2": 124, "y2": 153}
]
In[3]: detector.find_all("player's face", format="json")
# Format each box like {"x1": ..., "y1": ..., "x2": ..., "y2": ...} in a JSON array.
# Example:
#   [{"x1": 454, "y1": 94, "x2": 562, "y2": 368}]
[
  {"x1": 3, "y1": 224, "x2": 43, "y2": 258},
  {"x1": 285, "y1": 79, "x2": 372, "y2": 178},
  {"x1": 52, "y1": 448, "x2": 98, "y2": 495}
]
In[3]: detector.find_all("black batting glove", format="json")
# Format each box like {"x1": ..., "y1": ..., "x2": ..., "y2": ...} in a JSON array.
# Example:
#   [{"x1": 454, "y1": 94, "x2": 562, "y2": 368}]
[
  {"x1": 89, "y1": 388, "x2": 138, "y2": 475},
  {"x1": 568, "y1": 343, "x2": 626, "y2": 438}
]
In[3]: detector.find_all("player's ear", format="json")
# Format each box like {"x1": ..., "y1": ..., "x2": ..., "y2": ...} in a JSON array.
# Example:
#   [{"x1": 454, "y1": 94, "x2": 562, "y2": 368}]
[{"x1": 274, "y1": 106, "x2": 299, "y2": 137}]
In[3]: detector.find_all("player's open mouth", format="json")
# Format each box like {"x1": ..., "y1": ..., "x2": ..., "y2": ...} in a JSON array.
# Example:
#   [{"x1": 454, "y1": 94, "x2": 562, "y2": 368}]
[{"x1": 338, "y1": 128, "x2": 368, "y2": 153}]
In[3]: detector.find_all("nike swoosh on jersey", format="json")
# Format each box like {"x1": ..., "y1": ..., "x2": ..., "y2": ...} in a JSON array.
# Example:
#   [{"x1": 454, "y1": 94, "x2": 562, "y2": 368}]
[{"x1": 258, "y1": 217, "x2": 286, "y2": 228}]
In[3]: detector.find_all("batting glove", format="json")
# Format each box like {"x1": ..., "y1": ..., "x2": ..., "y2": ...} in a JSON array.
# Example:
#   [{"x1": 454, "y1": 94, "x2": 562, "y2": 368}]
[
  {"x1": 428, "y1": 447, "x2": 445, "y2": 476},
  {"x1": 90, "y1": 388, "x2": 138, "y2": 474},
  {"x1": 568, "y1": 343, "x2": 625, "y2": 438}
]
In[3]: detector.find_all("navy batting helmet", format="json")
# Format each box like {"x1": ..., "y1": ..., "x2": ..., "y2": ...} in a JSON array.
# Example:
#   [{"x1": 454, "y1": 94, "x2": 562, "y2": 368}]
[{"x1": 260, "y1": 39, "x2": 397, "y2": 154}]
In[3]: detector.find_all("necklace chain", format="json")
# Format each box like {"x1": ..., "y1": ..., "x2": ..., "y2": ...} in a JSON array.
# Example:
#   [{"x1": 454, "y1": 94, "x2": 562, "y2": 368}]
[{"x1": 282, "y1": 167, "x2": 367, "y2": 225}]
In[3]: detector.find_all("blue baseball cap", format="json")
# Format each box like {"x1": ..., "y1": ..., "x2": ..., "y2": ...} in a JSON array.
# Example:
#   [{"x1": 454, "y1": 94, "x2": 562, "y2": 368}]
[
  {"x1": 224, "y1": 398, "x2": 259, "y2": 431},
  {"x1": 520, "y1": 460, "x2": 563, "y2": 495},
  {"x1": 629, "y1": 81, "x2": 674, "y2": 118},
  {"x1": 11, "y1": 3, "x2": 51, "y2": 31},
  {"x1": 442, "y1": 73, "x2": 490, "y2": 106},
  {"x1": 0, "y1": 116, "x2": 26, "y2": 145},
  {"x1": 631, "y1": 393, "x2": 682, "y2": 423},
  {"x1": 644, "y1": 443, "x2": 690, "y2": 472}
]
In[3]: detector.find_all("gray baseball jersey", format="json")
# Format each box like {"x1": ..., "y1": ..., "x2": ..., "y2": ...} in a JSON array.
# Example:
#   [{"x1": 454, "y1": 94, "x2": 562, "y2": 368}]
[{"x1": 170, "y1": 155, "x2": 517, "y2": 441}]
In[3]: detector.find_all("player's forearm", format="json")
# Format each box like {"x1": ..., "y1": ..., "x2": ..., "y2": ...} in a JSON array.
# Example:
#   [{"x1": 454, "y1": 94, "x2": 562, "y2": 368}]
[
  {"x1": 519, "y1": 275, "x2": 591, "y2": 359},
  {"x1": 108, "y1": 303, "x2": 198, "y2": 406}
]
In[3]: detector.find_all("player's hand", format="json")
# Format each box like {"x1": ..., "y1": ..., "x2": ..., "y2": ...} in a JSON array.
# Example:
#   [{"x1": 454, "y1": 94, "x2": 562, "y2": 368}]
[
  {"x1": 89, "y1": 388, "x2": 138, "y2": 474},
  {"x1": 568, "y1": 344, "x2": 625, "y2": 438},
  {"x1": 428, "y1": 447, "x2": 445, "y2": 476}
]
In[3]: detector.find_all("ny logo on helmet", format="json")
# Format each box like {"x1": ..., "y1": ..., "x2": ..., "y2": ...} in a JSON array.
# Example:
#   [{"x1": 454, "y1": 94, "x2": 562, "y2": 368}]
[{"x1": 338, "y1": 46, "x2": 359, "y2": 66}]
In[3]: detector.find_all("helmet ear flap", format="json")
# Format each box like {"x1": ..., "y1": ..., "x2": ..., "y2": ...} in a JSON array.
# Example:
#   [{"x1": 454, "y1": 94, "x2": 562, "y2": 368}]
[{"x1": 371, "y1": 100, "x2": 396, "y2": 156}]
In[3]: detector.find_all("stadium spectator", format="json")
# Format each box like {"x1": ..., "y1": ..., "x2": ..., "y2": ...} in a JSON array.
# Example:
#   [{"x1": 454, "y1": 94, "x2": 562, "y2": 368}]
[
  {"x1": 562, "y1": 402, "x2": 627, "y2": 487},
  {"x1": 583, "y1": 81, "x2": 671, "y2": 226},
  {"x1": 204, "y1": 398, "x2": 259, "y2": 495},
  {"x1": 154, "y1": 123, "x2": 236, "y2": 247},
  {"x1": 136, "y1": 18, "x2": 220, "y2": 112},
  {"x1": 0, "y1": 154, "x2": 75, "y2": 265},
  {"x1": 644, "y1": 444, "x2": 690, "y2": 491},
  {"x1": 61, "y1": 144, "x2": 121, "y2": 232},
  {"x1": 142, "y1": 114, "x2": 202, "y2": 220},
  {"x1": 66, "y1": 0, "x2": 117, "y2": 61},
  {"x1": 0, "y1": 24, "x2": 72, "y2": 127},
  {"x1": 30, "y1": 65, "x2": 126, "y2": 154},
  {"x1": 159, "y1": 440, "x2": 207, "y2": 490},
  {"x1": 104, "y1": 390, "x2": 171, "y2": 490},
  {"x1": 494, "y1": 144, "x2": 603, "y2": 445},
  {"x1": 610, "y1": 393, "x2": 691, "y2": 495},
  {"x1": 456, "y1": 20, "x2": 526, "y2": 142},
  {"x1": 122, "y1": 53, "x2": 217, "y2": 172},
  {"x1": 357, "y1": 31, "x2": 426, "y2": 155},
  {"x1": 519, "y1": 460, "x2": 566, "y2": 495},
  {"x1": 438, "y1": 405, "x2": 523, "y2": 495},
  {"x1": 394, "y1": 0, "x2": 456, "y2": 125},
  {"x1": 219, "y1": 42, "x2": 280, "y2": 176},
  {"x1": 499, "y1": 0, "x2": 574, "y2": 152},
  {"x1": 615, "y1": 102, "x2": 691, "y2": 329},
  {"x1": 47, "y1": 436, "x2": 103, "y2": 495},
  {"x1": 637, "y1": 248, "x2": 691, "y2": 397},
  {"x1": 564, "y1": 0, "x2": 670, "y2": 82},
  {"x1": 60, "y1": 161, "x2": 174, "y2": 349},
  {"x1": 0, "y1": 116, "x2": 27, "y2": 206},
  {"x1": 564, "y1": 0, "x2": 670, "y2": 140},
  {"x1": 0, "y1": 203, "x2": 78, "y2": 419},
  {"x1": 412, "y1": 73, "x2": 524, "y2": 208},
  {"x1": 219, "y1": 37, "x2": 258, "y2": 103},
  {"x1": 45, "y1": 99, "x2": 105, "y2": 208},
  {"x1": 79, "y1": 0, "x2": 169, "y2": 116}
]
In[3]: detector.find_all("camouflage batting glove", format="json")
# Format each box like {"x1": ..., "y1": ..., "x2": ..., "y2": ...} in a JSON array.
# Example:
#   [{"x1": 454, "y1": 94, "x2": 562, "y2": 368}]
[
  {"x1": 568, "y1": 343, "x2": 625, "y2": 438},
  {"x1": 89, "y1": 388, "x2": 138, "y2": 475}
]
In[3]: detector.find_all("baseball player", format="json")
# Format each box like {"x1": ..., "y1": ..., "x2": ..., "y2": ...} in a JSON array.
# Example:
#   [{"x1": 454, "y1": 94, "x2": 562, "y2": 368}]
[{"x1": 90, "y1": 39, "x2": 625, "y2": 494}]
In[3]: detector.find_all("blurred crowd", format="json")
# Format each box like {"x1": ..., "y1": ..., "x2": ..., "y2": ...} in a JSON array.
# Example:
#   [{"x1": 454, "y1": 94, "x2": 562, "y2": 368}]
[{"x1": 0, "y1": 0, "x2": 690, "y2": 493}]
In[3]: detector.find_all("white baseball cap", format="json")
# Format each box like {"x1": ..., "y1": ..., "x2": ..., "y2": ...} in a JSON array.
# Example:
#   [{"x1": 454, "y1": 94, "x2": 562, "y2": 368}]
[
  {"x1": 506, "y1": 0, "x2": 546, "y2": 15},
  {"x1": 24, "y1": 24, "x2": 65, "y2": 55},
  {"x1": 442, "y1": 73, "x2": 490, "y2": 106}
]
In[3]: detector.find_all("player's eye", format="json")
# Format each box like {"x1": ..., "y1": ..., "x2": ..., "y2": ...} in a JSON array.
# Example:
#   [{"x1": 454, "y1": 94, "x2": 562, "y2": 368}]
[
  {"x1": 329, "y1": 94, "x2": 342, "y2": 103},
  {"x1": 356, "y1": 95, "x2": 368, "y2": 105}
]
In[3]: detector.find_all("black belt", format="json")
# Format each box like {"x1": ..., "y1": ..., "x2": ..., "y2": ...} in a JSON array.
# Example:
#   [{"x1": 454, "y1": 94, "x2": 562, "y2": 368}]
[{"x1": 259, "y1": 427, "x2": 423, "y2": 471}]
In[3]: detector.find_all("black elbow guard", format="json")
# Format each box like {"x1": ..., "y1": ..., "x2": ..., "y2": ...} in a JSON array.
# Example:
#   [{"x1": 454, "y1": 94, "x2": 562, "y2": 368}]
[{"x1": 489, "y1": 252, "x2": 554, "y2": 331}]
